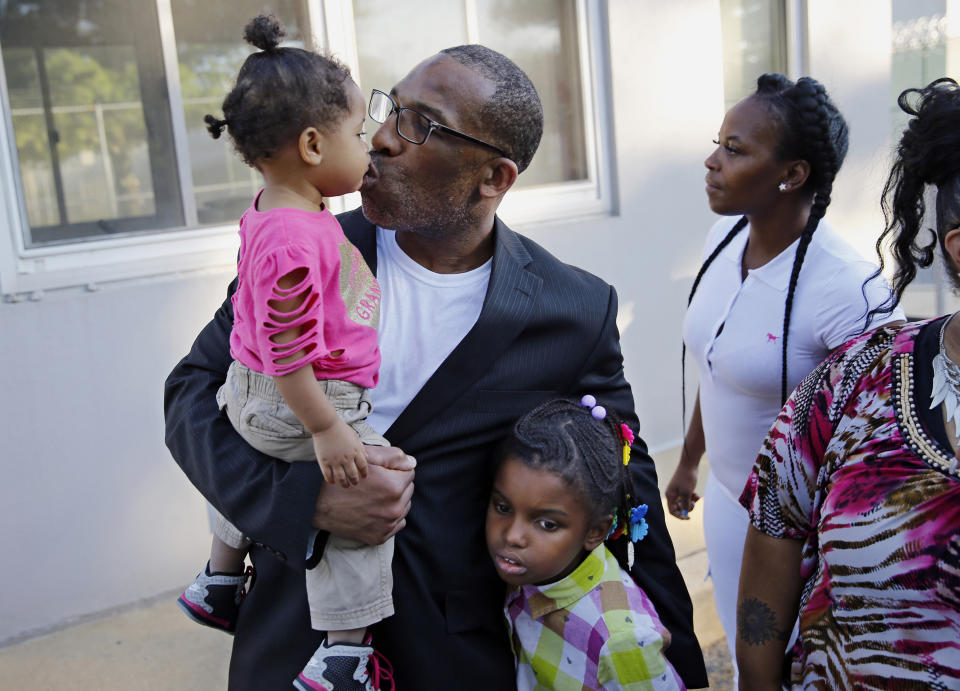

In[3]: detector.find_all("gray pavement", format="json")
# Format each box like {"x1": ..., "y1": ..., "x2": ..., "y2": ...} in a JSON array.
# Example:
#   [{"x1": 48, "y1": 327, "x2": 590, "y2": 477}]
[{"x1": 0, "y1": 447, "x2": 733, "y2": 689}]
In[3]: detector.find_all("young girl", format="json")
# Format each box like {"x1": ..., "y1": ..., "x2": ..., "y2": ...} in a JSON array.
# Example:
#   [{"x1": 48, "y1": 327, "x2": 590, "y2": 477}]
[
  {"x1": 487, "y1": 396, "x2": 685, "y2": 690},
  {"x1": 175, "y1": 15, "x2": 398, "y2": 691}
]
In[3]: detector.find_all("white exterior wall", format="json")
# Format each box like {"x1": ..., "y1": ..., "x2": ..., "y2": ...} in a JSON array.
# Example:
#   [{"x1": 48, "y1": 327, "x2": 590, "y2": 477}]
[
  {"x1": 0, "y1": 0, "x2": 898, "y2": 644},
  {"x1": 0, "y1": 274, "x2": 231, "y2": 643}
]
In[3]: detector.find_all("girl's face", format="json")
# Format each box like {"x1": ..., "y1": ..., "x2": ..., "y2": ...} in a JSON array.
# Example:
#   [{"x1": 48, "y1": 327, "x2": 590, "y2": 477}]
[
  {"x1": 486, "y1": 455, "x2": 607, "y2": 587},
  {"x1": 311, "y1": 79, "x2": 371, "y2": 197},
  {"x1": 703, "y1": 95, "x2": 788, "y2": 216}
]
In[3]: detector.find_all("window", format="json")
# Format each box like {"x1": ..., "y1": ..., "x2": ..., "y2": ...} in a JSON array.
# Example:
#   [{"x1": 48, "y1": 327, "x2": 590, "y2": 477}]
[
  {"x1": 2, "y1": 2, "x2": 183, "y2": 246},
  {"x1": 718, "y1": 0, "x2": 789, "y2": 109},
  {"x1": 352, "y1": 0, "x2": 587, "y2": 189},
  {"x1": 890, "y1": 0, "x2": 960, "y2": 318},
  {"x1": 170, "y1": 0, "x2": 310, "y2": 226},
  {"x1": 0, "y1": 0, "x2": 608, "y2": 296},
  {"x1": 328, "y1": 0, "x2": 610, "y2": 223}
]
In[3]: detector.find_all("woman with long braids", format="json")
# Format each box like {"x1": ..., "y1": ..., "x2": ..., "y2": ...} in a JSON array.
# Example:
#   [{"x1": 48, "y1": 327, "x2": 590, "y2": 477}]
[
  {"x1": 737, "y1": 78, "x2": 960, "y2": 689},
  {"x1": 665, "y1": 73, "x2": 903, "y2": 678}
]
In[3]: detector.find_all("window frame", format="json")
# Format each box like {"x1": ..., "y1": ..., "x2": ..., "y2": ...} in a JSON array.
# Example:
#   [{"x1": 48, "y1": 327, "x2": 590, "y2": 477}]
[{"x1": 0, "y1": 0, "x2": 612, "y2": 299}]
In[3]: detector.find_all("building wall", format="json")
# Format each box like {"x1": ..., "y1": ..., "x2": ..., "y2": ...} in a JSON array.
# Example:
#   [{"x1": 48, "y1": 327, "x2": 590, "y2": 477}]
[
  {"x1": 0, "y1": 273, "x2": 230, "y2": 642},
  {"x1": 0, "y1": 0, "x2": 897, "y2": 644}
]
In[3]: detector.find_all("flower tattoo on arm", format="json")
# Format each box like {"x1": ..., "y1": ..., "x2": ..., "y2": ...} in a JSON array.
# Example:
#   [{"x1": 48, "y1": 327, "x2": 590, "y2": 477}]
[{"x1": 738, "y1": 597, "x2": 791, "y2": 646}]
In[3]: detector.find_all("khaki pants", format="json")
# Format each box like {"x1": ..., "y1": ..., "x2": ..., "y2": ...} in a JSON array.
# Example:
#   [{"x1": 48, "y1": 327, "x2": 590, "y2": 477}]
[{"x1": 212, "y1": 360, "x2": 394, "y2": 631}]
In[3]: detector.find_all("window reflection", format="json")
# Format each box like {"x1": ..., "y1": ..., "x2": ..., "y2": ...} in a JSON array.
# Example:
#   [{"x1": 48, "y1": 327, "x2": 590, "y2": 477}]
[
  {"x1": 475, "y1": 0, "x2": 586, "y2": 186},
  {"x1": 170, "y1": 0, "x2": 308, "y2": 225},
  {"x1": 0, "y1": 0, "x2": 182, "y2": 246},
  {"x1": 890, "y1": 0, "x2": 957, "y2": 317},
  {"x1": 353, "y1": 0, "x2": 587, "y2": 188},
  {"x1": 718, "y1": 0, "x2": 787, "y2": 109}
]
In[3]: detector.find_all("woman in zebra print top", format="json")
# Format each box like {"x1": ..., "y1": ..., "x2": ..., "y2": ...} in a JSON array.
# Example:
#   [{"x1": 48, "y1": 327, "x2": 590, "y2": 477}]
[{"x1": 736, "y1": 79, "x2": 960, "y2": 689}]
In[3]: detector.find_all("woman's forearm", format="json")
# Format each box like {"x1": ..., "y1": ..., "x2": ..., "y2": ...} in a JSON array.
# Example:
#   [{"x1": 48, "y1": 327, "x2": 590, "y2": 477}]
[
  {"x1": 736, "y1": 525, "x2": 803, "y2": 690},
  {"x1": 680, "y1": 392, "x2": 706, "y2": 466}
]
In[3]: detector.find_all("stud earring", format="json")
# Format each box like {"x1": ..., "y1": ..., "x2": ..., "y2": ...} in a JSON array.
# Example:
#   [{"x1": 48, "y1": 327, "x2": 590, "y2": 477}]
[{"x1": 778, "y1": 182, "x2": 788, "y2": 192}]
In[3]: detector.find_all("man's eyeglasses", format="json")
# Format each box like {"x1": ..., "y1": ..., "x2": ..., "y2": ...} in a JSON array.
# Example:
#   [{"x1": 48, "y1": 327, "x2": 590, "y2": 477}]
[{"x1": 368, "y1": 89, "x2": 509, "y2": 160}]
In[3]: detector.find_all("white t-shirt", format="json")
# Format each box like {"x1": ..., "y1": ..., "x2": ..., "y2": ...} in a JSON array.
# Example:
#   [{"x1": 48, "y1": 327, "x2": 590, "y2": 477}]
[
  {"x1": 366, "y1": 226, "x2": 491, "y2": 435},
  {"x1": 683, "y1": 216, "x2": 904, "y2": 499}
]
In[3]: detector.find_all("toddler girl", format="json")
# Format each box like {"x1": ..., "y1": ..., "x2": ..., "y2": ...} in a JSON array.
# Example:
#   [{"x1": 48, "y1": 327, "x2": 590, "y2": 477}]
[
  {"x1": 487, "y1": 396, "x2": 684, "y2": 690},
  {"x1": 175, "y1": 14, "x2": 398, "y2": 691}
]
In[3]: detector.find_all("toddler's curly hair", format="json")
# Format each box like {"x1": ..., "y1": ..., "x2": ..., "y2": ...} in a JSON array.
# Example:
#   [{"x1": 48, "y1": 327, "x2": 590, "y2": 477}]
[{"x1": 204, "y1": 14, "x2": 352, "y2": 167}]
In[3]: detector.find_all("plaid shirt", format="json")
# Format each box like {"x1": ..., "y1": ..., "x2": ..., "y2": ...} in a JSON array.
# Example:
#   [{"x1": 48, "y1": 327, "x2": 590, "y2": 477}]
[{"x1": 505, "y1": 544, "x2": 685, "y2": 691}]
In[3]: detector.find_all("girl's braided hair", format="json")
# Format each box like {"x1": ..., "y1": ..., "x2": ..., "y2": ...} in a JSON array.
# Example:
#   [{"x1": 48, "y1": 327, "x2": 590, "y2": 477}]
[
  {"x1": 204, "y1": 14, "x2": 352, "y2": 167},
  {"x1": 867, "y1": 77, "x2": 960, "y2": 318},
  {"x1": 497, "y1": 398, "x2": 635, "y2": 534},
  {"x1": 683, "y1": 73, "x2": 849, "y2": 407}
]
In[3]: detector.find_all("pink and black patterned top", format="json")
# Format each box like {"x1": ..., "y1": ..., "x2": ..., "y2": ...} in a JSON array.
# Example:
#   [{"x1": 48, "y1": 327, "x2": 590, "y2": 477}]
[
  {"x1": 741, "y1": 318, "x2": 960, "y2": 689},
  {"x1": 229, "y1": 193, "x2": 381, "y2": 388}
]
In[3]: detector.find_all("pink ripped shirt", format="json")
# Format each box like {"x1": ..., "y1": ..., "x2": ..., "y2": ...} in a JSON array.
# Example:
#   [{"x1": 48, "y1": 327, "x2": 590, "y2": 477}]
[{"x1": 229, "y1": 197, "x2": 381, "y2": 389}]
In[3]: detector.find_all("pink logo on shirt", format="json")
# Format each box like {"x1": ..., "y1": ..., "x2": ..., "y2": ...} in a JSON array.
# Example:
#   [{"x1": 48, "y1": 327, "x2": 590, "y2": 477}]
[{"x1": 766, "y1": 333, "x2": 778, "y2": 343}]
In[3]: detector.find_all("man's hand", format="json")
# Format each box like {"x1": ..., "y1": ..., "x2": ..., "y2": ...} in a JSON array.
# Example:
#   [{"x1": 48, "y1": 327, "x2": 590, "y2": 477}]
[{"x1": 312, "y1": 445, "x2": 415, "y2": 545}]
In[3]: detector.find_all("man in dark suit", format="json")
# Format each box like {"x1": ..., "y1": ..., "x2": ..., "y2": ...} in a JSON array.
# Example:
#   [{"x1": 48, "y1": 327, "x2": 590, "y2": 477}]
[{"x1": 165, "y1": 45, "x2": 707, "y2": 689}]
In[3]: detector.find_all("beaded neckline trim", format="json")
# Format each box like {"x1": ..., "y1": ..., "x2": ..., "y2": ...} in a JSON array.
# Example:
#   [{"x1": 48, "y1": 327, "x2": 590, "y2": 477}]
[{"x1": 894, "y1": 352, "x2": 960, "y2": 478}]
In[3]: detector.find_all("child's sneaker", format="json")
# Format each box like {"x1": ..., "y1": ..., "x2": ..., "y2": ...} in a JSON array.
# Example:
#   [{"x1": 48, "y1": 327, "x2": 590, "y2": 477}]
[
  {"x1": 293, "y1": 637, "x2": 394, "y2": 691},
  {"x1": 176, "y1": 561, "x2": 253, "y2": 634}
]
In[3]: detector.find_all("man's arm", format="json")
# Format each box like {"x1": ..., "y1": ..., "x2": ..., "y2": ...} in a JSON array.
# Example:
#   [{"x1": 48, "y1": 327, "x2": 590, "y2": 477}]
[
  {"x1": 164, "y1": 281, "x2": 414, "y2": 563},
  {"x1": 574, "y1": 285, "x2": 708, "y2": 688},
  {"x1": 164, "y1": 281, "x2": 323, "y2": 564}
]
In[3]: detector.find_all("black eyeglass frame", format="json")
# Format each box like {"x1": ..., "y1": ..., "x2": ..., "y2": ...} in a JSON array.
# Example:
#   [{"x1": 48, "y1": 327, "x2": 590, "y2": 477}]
[{"x1": 368, "y1": 88, "x2": 510, "y2": 160}]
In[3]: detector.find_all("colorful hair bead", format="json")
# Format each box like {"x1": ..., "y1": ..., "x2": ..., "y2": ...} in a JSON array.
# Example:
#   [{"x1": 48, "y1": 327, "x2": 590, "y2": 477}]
[
  {"x1": 580, "y1": 394, "x2": 606, "y2": 419},
  {"x1": 619, "y1": 423, "x2": 634, "y2": 465},
  {"x1": 628, "y1": 504, "x2": 649, "y2": 543}
]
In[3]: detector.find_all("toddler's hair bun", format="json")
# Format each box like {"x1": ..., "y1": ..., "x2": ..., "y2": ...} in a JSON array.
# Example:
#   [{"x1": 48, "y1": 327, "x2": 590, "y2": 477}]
[
  {"x1": 203, "y1": 113, "x2": 227, "y2": 139},
  {"x1": 244, "y1": 14, "x2": 284, "y2": 52}
]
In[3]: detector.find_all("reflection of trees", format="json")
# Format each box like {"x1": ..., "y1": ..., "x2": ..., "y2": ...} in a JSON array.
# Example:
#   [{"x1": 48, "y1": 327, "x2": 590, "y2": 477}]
[
  {"x1": 6, "y1": 46, "x2": 154, "y2": 219},
  {"x1": 47, "y1": 49, "x2": 142, "y2": 178},
  {"x1": 178, "y1": 47, "x2": 249, "y2": 100}
]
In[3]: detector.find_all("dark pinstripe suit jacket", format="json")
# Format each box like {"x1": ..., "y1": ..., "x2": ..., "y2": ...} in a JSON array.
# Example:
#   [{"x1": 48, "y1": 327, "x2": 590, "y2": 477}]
[{"x1": 165, "y1": 208, "x2": 707, "y2": 689}]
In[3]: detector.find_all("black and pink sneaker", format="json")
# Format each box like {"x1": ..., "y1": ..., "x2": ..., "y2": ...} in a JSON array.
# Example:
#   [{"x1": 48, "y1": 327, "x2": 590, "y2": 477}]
[
  {"x1": 293, "y1": 636, "x2": 394, "y2": 691},
  {"x1": 176, "y1": 561, "x2": 253, "y2": 634}
]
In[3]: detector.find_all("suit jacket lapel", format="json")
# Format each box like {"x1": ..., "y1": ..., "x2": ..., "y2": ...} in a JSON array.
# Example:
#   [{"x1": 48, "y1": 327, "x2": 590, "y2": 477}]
[
  {"x1": 385, "y1": 217, "x2": 542, "y2": 445},
  {"x1": 340, "y1": 207, "x2": 378, "y2": 273}
]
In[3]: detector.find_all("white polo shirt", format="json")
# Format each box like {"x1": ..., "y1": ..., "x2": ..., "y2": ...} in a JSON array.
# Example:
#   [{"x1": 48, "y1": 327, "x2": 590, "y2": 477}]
[{"x1": 683, "y1": 216, "x2": 904, "y2": 499}]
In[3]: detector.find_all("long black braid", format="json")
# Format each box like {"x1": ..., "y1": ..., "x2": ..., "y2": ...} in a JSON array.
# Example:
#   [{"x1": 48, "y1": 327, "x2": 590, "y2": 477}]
[
  {"x1": 684, "y1": 73, "x2": 849, "y2": 413},
  {"x1": 497, "y1": 398, "x2": 636, "y2": 548},
  {"x1": 867, "y1": 77, "x2": 960, "y2": 320}
]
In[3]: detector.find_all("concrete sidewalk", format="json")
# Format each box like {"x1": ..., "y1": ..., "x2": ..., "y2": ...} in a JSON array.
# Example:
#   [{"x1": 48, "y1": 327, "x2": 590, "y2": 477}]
[{"x1": 0, "y1": 447, "x2": 731, "y2": 689}]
